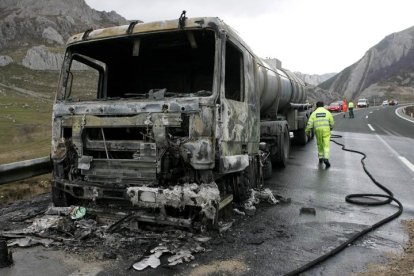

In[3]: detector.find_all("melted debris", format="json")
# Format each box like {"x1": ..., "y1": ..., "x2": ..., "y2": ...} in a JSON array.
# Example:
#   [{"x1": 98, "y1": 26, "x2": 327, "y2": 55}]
[
  {"x1": 132, "y1": 240, "x2": 206, "y2": 270},
  {"x1": 244, "y1": 188, "x2": 279, "y2": 216},
  {"x1": 0, "y1": 188, "x2": 284, "y2": 271}
]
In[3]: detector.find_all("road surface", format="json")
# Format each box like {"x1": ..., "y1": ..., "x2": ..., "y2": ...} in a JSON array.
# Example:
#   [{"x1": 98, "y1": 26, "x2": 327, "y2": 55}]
[{"x1": 2, "y1": 105, "x2": 414, "y2": 276}]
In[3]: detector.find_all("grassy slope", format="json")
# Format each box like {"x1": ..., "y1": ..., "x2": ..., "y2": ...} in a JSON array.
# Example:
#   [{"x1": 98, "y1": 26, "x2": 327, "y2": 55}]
[{"x1": 0, "y1": 64, "x2": 57, "y2": 163}]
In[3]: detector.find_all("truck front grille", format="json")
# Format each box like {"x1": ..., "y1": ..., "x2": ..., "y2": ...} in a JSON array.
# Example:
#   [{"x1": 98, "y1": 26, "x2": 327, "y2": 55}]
[{"x1": 82, "y1": 127, "x2": 158, "y2": 184}]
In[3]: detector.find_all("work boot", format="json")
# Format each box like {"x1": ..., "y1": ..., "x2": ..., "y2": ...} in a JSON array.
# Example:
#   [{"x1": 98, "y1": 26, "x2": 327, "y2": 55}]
[
  {"x1": 324, "y1": 159, "x2": 331, "y2": 168},
  {"x1": 319, "y1": 158, "x2": 324, "y2": 164}
]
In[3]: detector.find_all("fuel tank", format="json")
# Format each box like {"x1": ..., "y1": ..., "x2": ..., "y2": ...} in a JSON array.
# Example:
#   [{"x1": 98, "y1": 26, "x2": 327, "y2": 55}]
[{"x1": 256, "y1": 59, "x2": 306, "y2": 119}]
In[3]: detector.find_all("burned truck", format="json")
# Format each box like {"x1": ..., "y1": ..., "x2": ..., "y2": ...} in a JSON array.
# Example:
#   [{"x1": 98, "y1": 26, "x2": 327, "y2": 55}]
[{"x1": 51, "y1": 17, "x2": 311, "y2": 227}]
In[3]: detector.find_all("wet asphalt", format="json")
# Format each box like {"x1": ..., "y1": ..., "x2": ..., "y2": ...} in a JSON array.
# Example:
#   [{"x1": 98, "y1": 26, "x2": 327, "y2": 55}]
[{"x1": 2, "y1": 105, "x2": 414, "y2": 276}]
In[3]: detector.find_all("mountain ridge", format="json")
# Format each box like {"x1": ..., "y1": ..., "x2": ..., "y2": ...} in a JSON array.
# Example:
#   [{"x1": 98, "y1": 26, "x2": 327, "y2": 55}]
[
  {"x1": 0, "y1": 0, "x2": 128, "y2": 70},
  {"x1": 318, "y1": 25, "x2": 414, "y2": 102}
]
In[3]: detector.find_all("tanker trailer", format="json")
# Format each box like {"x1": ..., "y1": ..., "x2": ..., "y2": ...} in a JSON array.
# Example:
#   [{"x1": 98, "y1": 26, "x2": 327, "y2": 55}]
[
  {"x1": 257, "y1": 61, "x2": 312, "y2": 168},
  {"x1": 50, "y1": 16, "x2": 311, "y2": 228}
]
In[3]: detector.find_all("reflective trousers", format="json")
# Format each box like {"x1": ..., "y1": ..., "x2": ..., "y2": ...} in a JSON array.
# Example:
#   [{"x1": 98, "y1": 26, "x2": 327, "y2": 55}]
[{"x1": 315, "y1": 128, "x2": 331, "y2": 159}]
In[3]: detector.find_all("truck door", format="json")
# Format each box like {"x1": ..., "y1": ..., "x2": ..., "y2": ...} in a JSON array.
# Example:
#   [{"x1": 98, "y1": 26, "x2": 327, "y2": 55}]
[{"x1": 220, "y1": 39, "x2": 258, "y2": 158}]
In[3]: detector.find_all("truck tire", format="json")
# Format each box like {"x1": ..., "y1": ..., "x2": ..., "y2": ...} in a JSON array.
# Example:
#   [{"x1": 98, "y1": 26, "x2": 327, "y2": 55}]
[
  {"x1": 273, "y1": 125, "x2": 290, "y2": 168},
  {"x1": 293, "y1": 128, "x2": 308, "y2": 145},
  {"x1": 263, "y1": 159, "x2": 272, "y2": 180},
  {"x1": 232, "y1": 173, "x2": 251, "y2": 203}
]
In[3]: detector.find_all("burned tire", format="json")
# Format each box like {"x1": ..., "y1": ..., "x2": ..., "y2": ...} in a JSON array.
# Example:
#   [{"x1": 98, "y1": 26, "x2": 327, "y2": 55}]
[
  {"x1": 273, "y1": 125, "x2": 290, "y2": 168},
  {"x1": 264, "y1": 162, "x2": 272, "y2": 180},
  {"x1": 232, "y1": 174, "x2": 251, "y2": 203},
  {"x1": 293, "y1": 128, "x2": 308, "y2": 145},
  {"x1": 263, "y1": 159, "x2": 272, "y2": 180}
]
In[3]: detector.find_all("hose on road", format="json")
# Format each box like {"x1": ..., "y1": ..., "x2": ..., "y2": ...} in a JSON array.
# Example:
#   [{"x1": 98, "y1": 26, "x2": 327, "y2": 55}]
[{"x1": 284, "y1": 133, "x2": 403, "y2": 276}]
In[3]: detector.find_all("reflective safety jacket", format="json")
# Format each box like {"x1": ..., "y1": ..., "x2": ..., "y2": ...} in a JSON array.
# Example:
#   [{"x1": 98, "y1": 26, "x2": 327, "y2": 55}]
[
  {"x1": 306, "y1": 107, "x2": 335, "y2": 133},
  {"x1": 348, "y1": 102, "x2": 354, "y2": 108}
]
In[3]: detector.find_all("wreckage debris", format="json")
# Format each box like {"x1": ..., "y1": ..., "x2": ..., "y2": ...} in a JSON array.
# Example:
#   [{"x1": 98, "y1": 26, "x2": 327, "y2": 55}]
[
  {"x1": 193, "y1": 236, "x2": 211, "y2": 243},
  {"x1": 132, "y1": 239, "x2": 206, "y2": 270},
  {"x1": 218, "y1": 221, "x2": 233, "y2": 233},
  {"x1": 1, "y1": 205, "x2": 212, "y2": 270},
  {"x1": 45, "y1": 206, "x2": 86, "y2": 220},
  {"x1": 168, "y1": 249, "x2": 194, "y2": 266},
  {"x1": 255, "y1": 188, "x2": 279, "y2": 204},
  {"x1": 127, "y1": 182, "x2": 221, "y2": 221},
  {"x1": 243, "y1": 188, "x2": 280, "y2": 216},
  {"x1": 132, "y1": 246, "x2": 169, "y2": 270},
  {"x1": 0, "y1": 188, "x2": 284, "y2": 270},
  {"x1": 233, "y1": 208, "x2": 246, "y2": 216},
  {"x1": 8, "y1": 237, "x2": 54, "y2": 247},
  {"x1": 300, "y1": 207, "x2": 316, "y2": 216}
]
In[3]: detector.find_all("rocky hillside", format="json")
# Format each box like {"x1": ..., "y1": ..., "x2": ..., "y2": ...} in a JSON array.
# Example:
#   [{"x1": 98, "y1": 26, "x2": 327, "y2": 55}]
[
  {"x1": 318, "y1": 25, "x2": 414, "y2": 102},
  {"x1": 294, "y1": 72, "x2": 336, "y2": 86},
  {"x1": 0, "y1": 0, "x2": 128, "y2": 70}
]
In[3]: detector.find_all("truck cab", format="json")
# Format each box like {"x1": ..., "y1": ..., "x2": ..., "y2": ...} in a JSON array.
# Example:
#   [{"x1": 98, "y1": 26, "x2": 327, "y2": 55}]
[{"x1": 51, "y1": 17, "x2": 309, "y2": 227}]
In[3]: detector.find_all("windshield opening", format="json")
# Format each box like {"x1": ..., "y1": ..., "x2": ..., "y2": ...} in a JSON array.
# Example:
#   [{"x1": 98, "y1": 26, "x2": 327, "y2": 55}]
[{"x1": 63, "y1": 29, "x2": 216, "y2": 101}]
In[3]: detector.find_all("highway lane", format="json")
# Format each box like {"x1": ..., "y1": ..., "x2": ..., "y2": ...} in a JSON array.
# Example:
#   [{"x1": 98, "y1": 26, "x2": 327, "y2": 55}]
[
  {"x1": 259, "y1": 105, "x2": 414, "y2": 275},
  {"x1": 365, "y1": 105, "x2": 414, "y2": 176},
  {"x1": 333, "y1": 106, "x2": 414, "y2": 212}
]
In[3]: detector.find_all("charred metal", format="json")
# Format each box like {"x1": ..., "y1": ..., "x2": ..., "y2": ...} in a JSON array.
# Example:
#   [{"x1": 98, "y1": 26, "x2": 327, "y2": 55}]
[{"x1": 51, "y1": 17, "x2": 311, "y2": 228}]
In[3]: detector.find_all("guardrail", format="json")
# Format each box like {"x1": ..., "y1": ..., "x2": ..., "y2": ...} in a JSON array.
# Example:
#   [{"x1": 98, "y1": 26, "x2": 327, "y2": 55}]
[{"x1": 0, "y1": 156, "x2": 52, "y2": 185}]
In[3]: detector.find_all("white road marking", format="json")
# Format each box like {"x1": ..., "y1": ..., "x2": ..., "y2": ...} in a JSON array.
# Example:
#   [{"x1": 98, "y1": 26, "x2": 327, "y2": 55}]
[
  {"x1": 367, "y1": 124, "x2": 375, "y2": 131},
  {"x1": 366, "y1": 115, "x2": 369, "y2": 119},
  {"x1": 369, "y1": 111, "x2": 373, "y2": 114},
  {"x1": 375, "y1": 134, "x2": 399, "y2": 155},
  {"x1": 375, "y1": 134, "x2": 414, "y2": 174},
  {"x1": 395, "y1": 106, "x2": 414, "y2": 124},
  {"x1": 399, "y1": 157, "x2": 414, "y2": 173}
]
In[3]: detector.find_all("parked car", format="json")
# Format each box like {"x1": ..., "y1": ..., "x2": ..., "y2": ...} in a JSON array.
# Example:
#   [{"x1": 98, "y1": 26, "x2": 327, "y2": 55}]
[
  {"x1": 389, "y1": 99, "x2": 398, "y2": 105},
  {"x1": 327, "y1": 102, "x2": 341, "y2": 112},
  {"x1": 382, "y1": 100, "x2": 389, "y2": 106},
  {"x1": 357, "y1": 99, "x2": 369, "y2": 108}
]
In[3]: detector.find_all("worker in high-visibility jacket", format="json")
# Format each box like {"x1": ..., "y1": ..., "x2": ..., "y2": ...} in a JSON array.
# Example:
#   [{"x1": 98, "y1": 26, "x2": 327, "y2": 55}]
[
  {"x1": 306, "y1": 101, "x2": 335, "y2": 167},
  {"x1": 348, "y1": 101, "x2": 354, "y2": 118}
]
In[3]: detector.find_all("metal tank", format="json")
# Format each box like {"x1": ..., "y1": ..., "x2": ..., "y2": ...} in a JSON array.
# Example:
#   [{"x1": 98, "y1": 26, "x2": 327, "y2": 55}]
[{"x1": 257, "y1": 60, "x2": 306, "y2": 119}]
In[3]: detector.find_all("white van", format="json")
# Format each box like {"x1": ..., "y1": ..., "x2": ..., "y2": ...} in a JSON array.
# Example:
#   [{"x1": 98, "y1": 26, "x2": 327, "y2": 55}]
[{"x1": 357, "y1": 99, "x2": 369, "y2": 108}]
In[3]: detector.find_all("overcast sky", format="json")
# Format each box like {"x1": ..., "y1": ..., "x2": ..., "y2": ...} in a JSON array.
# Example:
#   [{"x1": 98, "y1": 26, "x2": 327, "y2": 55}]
[{"x1": 84, "y1": 0, "x2": 414, "y2": 75}]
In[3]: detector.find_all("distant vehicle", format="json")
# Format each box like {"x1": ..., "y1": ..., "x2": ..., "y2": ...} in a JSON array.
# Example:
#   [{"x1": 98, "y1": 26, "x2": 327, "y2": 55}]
[
  {"x1": 357, "y1": 99, "x2": 369, "y2": 108},
  {"x1": 336, "y1": 100, "x2": 344, "y2": 110},
  {"x1": 389, "y1": 99, "x2": 398, "y2": 105},
  {"x1": 382, "y1": 100, "x2": 389, "y2": 106},
  {"x1": 327, "y1": 102, "x2": 341, "y2": 112}
]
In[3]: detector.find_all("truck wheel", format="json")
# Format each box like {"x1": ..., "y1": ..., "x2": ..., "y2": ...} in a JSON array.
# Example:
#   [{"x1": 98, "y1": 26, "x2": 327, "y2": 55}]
[
  {"x1": 293, "y1": 128, "x2": 308, "y2": 145},
  {"x1": 274, "y1": 125, "x2": 290, "y2": 168},
  {"x1": 263, "y1": 159, "x2": 272, "y2": 180},
  {"x1": 232, "y1": 173, "x2": 251, "y2": 203}
]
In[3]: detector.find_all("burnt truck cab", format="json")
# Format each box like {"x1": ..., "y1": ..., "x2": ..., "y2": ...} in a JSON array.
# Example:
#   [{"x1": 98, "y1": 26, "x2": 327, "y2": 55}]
[{"x1": 51, "y1": 17, "x2": 265, "y2": 226}]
